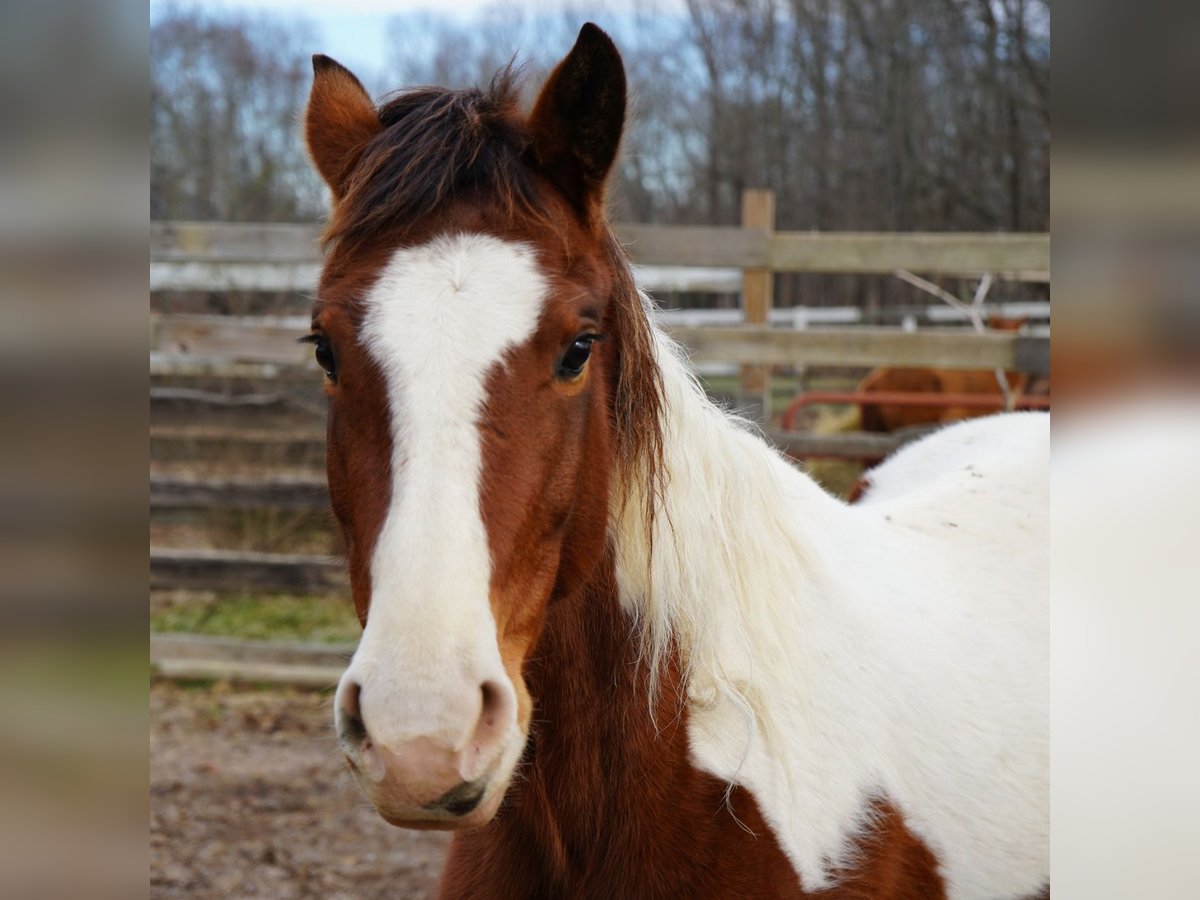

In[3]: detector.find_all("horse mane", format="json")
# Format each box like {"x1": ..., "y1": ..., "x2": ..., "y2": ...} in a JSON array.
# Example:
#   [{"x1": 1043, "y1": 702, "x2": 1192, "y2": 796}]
[
  {"x1": 322, "y1": 65, "x2": 667, "y2": 578},
  {"x1": 601, "y1": 234, "x2": 666, "y2": 558}
]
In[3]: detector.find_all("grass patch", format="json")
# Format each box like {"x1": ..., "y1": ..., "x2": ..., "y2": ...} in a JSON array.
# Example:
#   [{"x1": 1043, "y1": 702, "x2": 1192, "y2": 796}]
[
  {"x1": 803, "y1": 458, "x2": 864, "y2": 498},
  {"x1": 152, "y1": 593, "x2": 360, "y2": 644}
]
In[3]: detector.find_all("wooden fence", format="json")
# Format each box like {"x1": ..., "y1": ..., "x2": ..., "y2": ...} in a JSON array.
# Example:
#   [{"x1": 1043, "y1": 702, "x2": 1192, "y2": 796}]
[
  {"x1": 150, "y1": 633, "x2": 350, "y2": 685},
  {"x1": 151, "y1": 220, "x2": 1049, "y2": 289},
  {"x1": 150, "y1": 193, "x2": 1049, "y2": 648}
]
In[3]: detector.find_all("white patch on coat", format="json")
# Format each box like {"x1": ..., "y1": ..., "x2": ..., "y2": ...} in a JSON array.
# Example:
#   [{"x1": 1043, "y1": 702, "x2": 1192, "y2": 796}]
[
  {"x1": 341, "y1": 233, "x2": 545, "y2": 761},
  {"x1": 855, "y1": 412, "x2": 1047, "y2": 506},
  {"x1": 612, "y1": 328, "x2": 1049, "y2": 899}
]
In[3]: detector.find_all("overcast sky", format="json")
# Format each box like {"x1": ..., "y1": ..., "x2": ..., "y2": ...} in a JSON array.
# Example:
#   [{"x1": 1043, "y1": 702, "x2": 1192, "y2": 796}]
[
  {"x1": 150, "y1": 0, "x2": 681, "y2": 78},
  {"x1": 152, "y1": 0, "x2": 448, "y2": 75}
]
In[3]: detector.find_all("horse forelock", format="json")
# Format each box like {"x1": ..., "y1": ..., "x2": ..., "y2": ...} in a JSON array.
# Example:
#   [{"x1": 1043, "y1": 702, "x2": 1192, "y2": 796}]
[{"x1": 322, "y1": 66, "x2": 549, "y2": 252}]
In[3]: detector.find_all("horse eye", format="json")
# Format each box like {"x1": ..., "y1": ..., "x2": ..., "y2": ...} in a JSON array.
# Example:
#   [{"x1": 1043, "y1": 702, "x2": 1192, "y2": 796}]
[
  {"x1": 304, "y1": 334, "x2": 338, "y2": 383},
  {"x1": 557, "y1": 335, "x2": 600, "y2": 380}
]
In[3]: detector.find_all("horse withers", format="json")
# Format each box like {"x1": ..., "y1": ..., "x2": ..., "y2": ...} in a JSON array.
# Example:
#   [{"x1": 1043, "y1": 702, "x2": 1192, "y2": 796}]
[{"x1": 303, "y1": 24, "x2": 1049, "y2": 899}]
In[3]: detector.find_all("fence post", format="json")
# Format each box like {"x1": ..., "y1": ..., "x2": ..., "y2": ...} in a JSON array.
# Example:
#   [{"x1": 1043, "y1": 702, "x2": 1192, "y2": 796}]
[{"x1": 740, "y1": 189, "x2": 775, "y2": 421}]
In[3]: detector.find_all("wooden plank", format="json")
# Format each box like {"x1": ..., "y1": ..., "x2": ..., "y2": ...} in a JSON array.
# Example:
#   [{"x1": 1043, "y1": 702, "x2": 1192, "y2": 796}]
[
  {"x1": 150, "y1": 473, "x2": 329, "y2": 510},
  {"x1": 150, "y1": 352, "x2": 319, "y2": 380},
  {"x1": 150, "y1": 353, "x2": 315, "y2": 380},
  {"x1": 151, "y1": 424, "x2": 325, "y2": 449},
  {"x1": 151, "y1": 221, "x2": 323, "y2": 262},
  {"x1": 150, "y1": 389, "x2": 325, "y2": 431},
  {"x1": 151, "y1": 314, "x2": 310, "y2": 364},
  {"x1": 787, "y1": 390, "x2": 1050, "y2": 413},
  {"x1": 151, "y1": 221, "x2": 766, "y2": 269},
  {"x1": 150, "y1": 633, "x2": 353, "y2": 667},
  {"x1": 149, "y1": 386, "x2": 316, "y2": 409},
  {"x1": 665, "y1": 326, "x2": 1042, "y2": 370},
  {"x1": 150, "y1": 261, "x2": 320, "y2": 293},
  {"x1": 151, "y1": 434, "x2": 324, "y2": 465},
  {"x1": 150, "y1": 426, "x2": 325, "y2": 465},
  {"x1": 614, "y1": 223, "x2": 768, "y2": 268},
  {"x1": 149, "y1": 547, "x2": 347, "y2": 594},
  {"x1": 151, "y1": 221, "x2": 1048, "y2": 280},
  {"x1": 768, "y1": 232, "x2": 1049, "y2": 277},
  {"x1": 153, "y1": 657, "x2": 346, "y2": 686},
  {"x1": 149, "y1": 634, "x2": 351, "y2": 685}
]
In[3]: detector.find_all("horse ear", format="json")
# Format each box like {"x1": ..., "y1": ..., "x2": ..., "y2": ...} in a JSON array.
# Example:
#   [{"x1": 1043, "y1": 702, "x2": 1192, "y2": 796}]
[
  {"x1": 527, "y1": 23, "x2": 626, "y2": 220},
  {"x1": 305, "y1": 55, "x2": 382, "y2": 199}
]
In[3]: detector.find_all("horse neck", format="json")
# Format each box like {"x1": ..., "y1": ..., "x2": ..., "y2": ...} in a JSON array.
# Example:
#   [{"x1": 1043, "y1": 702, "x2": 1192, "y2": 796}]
[
  {"x1": 603, "y1": 330, "x2": 938, "y2": 886},
  {"x1": 525, "y1": 560, "x2": 691, "y2": 829},
  {"x1": 441, "y1": 544, "x2": 808, "y2": 898},
  {"x1": 442, "y1": 327, "x2": 947, "y2": 897},
  {"x1": 441, "y1": 328, "x2": 821, "y2": 891}
]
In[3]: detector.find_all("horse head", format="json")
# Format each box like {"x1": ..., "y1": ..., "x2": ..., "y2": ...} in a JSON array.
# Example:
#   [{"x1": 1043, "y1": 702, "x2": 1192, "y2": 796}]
[{"x1": 304, "y1": 24, "x2": 659, "y2": 829}]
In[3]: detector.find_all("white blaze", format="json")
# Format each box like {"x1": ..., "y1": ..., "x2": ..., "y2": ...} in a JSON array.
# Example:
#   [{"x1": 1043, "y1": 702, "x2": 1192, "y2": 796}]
[{"x1": 346, "y1": 233, "x2": 546, "y2": 749}]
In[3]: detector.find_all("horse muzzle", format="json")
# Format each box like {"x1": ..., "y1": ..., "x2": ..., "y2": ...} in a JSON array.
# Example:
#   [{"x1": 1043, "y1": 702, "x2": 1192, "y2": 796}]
[{"x1": 334, "y1": 672, "x2": 522, "y2": 829}]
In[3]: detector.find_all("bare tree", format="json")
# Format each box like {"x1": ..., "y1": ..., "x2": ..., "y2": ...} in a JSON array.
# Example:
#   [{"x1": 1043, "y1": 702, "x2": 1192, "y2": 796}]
[
  {"x1": 150, "y1": 0, "x2": 1050, "y2": 277},
  {"x1": 151, "y1": 7, "x2": 322, "y2": 221}
]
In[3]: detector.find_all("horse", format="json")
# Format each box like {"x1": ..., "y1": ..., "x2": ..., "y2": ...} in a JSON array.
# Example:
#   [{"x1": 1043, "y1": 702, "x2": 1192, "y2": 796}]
[
  {"x1": 858, "y1": 317, "x2": 1038, "y2": 434},
  {"x1": 303, "y1": 24, "x2": 1049, "y2": 899}
]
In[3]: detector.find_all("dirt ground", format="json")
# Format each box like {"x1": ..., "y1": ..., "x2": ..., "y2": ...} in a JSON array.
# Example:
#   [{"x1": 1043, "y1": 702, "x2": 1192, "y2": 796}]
[{"x1": 150, "y1": 681, "x2": 452, "y2": 899}]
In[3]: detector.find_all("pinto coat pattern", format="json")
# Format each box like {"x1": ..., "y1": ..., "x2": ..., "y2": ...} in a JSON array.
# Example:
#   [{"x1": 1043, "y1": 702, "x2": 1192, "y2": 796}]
[{"x1": 304, "y1": 23, "x2": 1049, "y2": 899}]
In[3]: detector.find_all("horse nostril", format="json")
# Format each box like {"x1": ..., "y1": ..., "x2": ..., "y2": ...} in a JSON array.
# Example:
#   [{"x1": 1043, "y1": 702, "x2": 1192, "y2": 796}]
[
  {"x1": 424, "y1": 779, "x2": 487, "y2": 817},
  {"x1": 473, "y1": 679, "x2": 513, "y2": 749},
  {"x1": 481, "y1": 681, "x2": 498, "y2": 721},
  {"x1": 339, "y1": 679, "x2": 368, "y2": 748}
]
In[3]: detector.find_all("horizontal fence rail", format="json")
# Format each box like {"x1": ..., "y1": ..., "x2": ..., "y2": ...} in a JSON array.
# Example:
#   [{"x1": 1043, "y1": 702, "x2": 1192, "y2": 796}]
[
  {"x1": 150, "y1": 425, "x2": 326, "y2": 463},
  {"x1": 665, "y1": 326, "x2": 1049, "y2": 373},
  {"x1": 150, "y1": 472, "x2": 329, "y2": 510},
  {"x1": 150, "y1": 548, "x2": 346, "y2": 593},
  {"x1": 151, "y1": 221, "x2": 1050, "y2": 291},
  {"x1": 150, "y1": 633, "x2": 352, "y2": 686}
]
